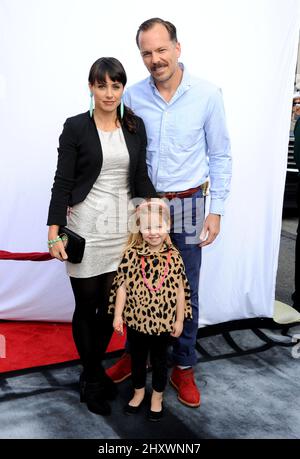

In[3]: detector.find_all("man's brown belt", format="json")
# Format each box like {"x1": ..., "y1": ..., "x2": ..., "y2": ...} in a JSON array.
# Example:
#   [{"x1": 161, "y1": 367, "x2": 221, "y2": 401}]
[{"x1": 157, "y1": 181, "x2": 209, "y2": 200}]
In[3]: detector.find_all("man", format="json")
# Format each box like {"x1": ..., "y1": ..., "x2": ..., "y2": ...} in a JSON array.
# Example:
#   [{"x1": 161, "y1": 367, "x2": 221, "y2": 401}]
[{"x1": 106, "y1": 18, "x2": 232, "y2": 408}]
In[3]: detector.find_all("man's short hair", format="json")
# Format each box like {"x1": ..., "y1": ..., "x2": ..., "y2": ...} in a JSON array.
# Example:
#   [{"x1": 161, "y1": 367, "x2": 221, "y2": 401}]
[{"x1": 136, "y1": 18, "x2": 178, "y2": 47}]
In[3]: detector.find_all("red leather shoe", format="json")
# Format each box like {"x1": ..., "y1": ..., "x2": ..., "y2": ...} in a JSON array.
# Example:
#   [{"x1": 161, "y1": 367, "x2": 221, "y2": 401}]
[
  {"x1": 105, "y1": 353, "x2": 132, "y2": 383},
  {"x1": 169, "y1": 367, "x2": 201, "y2": 407}
]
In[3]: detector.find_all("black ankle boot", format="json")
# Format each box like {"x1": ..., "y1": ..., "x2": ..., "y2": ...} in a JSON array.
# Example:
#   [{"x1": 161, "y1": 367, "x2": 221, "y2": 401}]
[
  {"x1": 80, "y1": 372, "x2": 118, "y2": 401},
  {"x1": 80, "y1": 379, "x2": 111, "y2": 416},
  {"x1": 102, "y1": 373, "x2": 118, "y2": 400}
]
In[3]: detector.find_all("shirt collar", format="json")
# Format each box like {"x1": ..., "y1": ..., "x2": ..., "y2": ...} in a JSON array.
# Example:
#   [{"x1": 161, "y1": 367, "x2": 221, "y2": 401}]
[{"x1": 135, "y1": 240, "x2": 172, "y2": 256}]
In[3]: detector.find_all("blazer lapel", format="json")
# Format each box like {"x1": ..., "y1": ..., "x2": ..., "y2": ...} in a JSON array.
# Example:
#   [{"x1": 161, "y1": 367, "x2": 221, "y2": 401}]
[
  {"x1": 122, "y1": 126, "x2": 138, "y2": 175},
  {"x1": 88, "y1": 112, "x2": 103, "y2": 168}
]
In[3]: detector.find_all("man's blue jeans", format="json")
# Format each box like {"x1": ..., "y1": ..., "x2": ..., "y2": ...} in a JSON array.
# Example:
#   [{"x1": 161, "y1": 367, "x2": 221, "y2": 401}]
[{"x1": 169, "y1": 189, "x2": 204, "y2": 366}]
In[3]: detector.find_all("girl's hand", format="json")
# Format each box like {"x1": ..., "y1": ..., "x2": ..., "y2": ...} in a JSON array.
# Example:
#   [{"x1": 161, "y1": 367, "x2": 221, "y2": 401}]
[
  {"x1": 170, "y1": 320, "x2": 183, "y2": 338},
  {"x1": 49, "y1": 239, "x2": 68, "y2": 262},
  {"x1": 113, "y1": 316, "x2": 124, "y2": 335}
]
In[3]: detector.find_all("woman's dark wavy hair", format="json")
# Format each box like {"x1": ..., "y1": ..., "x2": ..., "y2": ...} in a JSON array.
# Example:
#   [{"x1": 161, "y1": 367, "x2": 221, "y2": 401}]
[{"x1": 88, "y1": 57, "x2": 137, "y2": 133}]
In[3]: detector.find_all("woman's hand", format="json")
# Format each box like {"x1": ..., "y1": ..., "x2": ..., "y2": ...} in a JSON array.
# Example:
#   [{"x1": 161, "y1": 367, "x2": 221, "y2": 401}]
[
  {"x1": 113, "y1": 316, "x2": 124, "y2": 335},
  {"x1": 170, "y1": 320, "x2": 183, "y2": 338},
  {"x1": 49, "y1": 239, "x2": 68, "y2": 262},
  {"x1": 48, "y1": 226, "x2": 68, "y2": 262}
]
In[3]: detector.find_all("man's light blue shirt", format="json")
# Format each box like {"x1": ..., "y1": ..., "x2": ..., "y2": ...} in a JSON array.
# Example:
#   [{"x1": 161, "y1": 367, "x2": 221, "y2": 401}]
[{"x1": 123, "y1": 64, "x2": 232, "y2": 215}]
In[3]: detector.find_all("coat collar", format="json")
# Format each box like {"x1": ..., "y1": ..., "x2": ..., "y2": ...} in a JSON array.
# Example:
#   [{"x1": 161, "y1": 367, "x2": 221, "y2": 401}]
[{"x1": 135, "y1": 240, "x2": 172, "y2": 256}]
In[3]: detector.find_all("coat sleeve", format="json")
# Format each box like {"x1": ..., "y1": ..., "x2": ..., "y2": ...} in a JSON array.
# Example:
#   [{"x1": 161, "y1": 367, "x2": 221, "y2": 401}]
[
  {"x1": 47, "y1": 118, "x2": 78, "y2": 226},
  {"x1": 107, "y1": 252, "x2": 129, "y2": 315},
  {"x1": 134, "y1": 117, "x2": 158, "y2": 198}
]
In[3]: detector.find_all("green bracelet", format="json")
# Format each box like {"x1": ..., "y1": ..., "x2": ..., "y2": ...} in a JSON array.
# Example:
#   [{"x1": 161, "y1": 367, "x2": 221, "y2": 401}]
[{"x1": 48, "y1": 236, "x2": 62, "y2": 248}]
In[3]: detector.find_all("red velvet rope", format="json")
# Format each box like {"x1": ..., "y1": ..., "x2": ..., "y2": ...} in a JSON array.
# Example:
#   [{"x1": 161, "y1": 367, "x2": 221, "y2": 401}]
[{"x1": 0, "y1": 250, "x2": 53, "y2": 261}]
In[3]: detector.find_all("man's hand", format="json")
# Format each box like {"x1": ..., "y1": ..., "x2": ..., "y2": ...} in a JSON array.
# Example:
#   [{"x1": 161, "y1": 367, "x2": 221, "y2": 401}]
[{"x1": 199, "y1": 214, "x2": 221, "y2": 247}]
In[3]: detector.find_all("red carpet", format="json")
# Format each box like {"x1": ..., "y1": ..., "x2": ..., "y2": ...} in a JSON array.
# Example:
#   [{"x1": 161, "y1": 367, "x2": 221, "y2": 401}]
[{"x1": 0, "y1": 321, "x2": 125, "y2": 373}]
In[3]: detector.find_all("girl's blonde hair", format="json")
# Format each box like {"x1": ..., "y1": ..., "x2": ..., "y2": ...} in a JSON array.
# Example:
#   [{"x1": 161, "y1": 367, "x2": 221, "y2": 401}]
[{"x1": 124, "y1": 199, "x2": 172, "y2": 252}]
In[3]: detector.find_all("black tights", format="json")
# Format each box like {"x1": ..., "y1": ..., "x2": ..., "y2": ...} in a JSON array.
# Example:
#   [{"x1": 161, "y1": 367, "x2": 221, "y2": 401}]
[{"x1": 70, "y1": 272, "x2": 116, "y2": 380}]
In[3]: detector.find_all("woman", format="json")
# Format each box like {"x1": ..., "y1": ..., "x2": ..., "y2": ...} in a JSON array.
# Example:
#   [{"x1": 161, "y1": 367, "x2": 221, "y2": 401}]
[{"x1": 47, "y1": 57, "x2": 156, "y2": 416}]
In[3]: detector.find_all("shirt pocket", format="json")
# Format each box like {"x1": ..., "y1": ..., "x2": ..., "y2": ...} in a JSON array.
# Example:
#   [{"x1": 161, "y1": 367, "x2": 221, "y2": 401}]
[{"x1": 169, "y1": 114, "x2": 204, "y2": 151}]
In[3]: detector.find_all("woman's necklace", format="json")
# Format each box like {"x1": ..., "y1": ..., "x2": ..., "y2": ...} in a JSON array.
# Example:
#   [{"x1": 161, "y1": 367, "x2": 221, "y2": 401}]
[{"x1": 141, "y1": 250, "x2": 171, "y2": 292}]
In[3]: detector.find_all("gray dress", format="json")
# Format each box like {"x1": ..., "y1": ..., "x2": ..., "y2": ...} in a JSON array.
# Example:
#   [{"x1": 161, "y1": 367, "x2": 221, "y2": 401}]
[{"x1": 66, "y1": 127, "x2": 133, "y2": 278}]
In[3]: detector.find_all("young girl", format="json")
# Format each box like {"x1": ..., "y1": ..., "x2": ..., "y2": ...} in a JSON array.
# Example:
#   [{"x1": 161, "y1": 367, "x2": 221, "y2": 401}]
[{"x1": 108, "y1": 199, "x2": 192, "y2": 421}]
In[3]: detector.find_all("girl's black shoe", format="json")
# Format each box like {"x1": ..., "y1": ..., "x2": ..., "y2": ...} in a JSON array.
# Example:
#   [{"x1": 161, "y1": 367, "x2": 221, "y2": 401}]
[
  {"x1": 147, "y1": 403, "x2": 164, "y2": 422},
  {"x1": 124, "y1": 399, "x2": 144, "y2": 415}
]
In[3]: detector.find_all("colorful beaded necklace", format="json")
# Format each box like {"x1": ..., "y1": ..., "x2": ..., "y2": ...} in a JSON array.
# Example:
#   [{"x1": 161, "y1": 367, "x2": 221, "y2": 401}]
[{"x1": 141, "y1": 249, "x2": 171, "y2": 292}]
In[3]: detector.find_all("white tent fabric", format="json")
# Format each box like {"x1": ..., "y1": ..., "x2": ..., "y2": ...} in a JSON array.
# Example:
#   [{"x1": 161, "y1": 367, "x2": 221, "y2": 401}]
[{"x1": 0, "y1": 0, "x2": 299, "y2": 325}]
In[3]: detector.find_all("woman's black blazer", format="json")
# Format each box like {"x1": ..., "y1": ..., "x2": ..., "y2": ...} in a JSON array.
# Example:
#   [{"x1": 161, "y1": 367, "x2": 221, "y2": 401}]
[{"x1": 47, "y1": 111, "x2": 157, "y2": 226}]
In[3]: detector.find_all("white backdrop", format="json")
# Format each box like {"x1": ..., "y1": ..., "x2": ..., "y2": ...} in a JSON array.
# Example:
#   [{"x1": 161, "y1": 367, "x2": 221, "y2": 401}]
[{"x1": 0, "y1": 0, "x2": 299, "y2": 324}]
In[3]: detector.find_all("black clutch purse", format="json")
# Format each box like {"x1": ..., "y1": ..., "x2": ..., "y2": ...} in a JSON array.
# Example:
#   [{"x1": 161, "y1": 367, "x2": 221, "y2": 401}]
[{"x1": 59, "y1": 226, "x2": 86, "y2": 264}]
